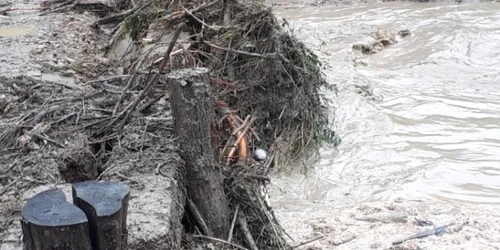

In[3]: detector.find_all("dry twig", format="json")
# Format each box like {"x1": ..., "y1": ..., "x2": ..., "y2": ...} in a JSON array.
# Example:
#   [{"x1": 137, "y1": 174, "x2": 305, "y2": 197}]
[
  {"x1": 193, "y1": 235, "x2": 249, "y2": 250},
  {"x1": 227, "y1": 203, "x2": 240, "y2": 243},
  {"x1": 291, "y1": 236, "x2": 324, "y2": 249},
  {"x1": 38, "y1": 0, "x2": 74, "y2": 16},
  {"x1": 117, "y1": 22, "x2": 186, "y2": 134},
  {"x1": 205, "y1": 42, "x2": 276, "y2": 59},
  {"x1": 187, "y1": 198, "x2": 212, "y2": 237},
  {"x1": 0, "y1": 176, "x2": 21, "y2": 196},
  {"x1": 225, "y1": 116, "x2": 255, "y2": 166},
  {"x1": 94, "y1": 1, "x2": 150, "y2": 26}
]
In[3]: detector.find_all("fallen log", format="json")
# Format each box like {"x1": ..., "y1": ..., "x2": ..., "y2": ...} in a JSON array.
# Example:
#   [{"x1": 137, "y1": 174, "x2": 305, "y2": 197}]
[{"x1": 93, "y1": 2, "x2": 149, "y2": 26}]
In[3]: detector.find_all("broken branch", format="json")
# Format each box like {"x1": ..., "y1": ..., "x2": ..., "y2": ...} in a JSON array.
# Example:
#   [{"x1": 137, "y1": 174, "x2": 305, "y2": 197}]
[
  {"x1": 205, "y1": 41, "x2": 276, "y2": 59},
  {"x1": 93, "y1": 1, "x2": 150, "y2": 26}
]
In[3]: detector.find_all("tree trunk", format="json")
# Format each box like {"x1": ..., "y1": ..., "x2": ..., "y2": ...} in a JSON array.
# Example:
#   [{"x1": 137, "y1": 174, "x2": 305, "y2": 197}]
[
  {"x1": 72, "y1": 180, "x2": 130, "y2": 250},
  {"x1": 21, "y1": 182, "x2": 130, "y2": 250},
  {"x1": 20, "y1": 189, "x2": 92, "y2": 250},
  {"x1": 167, "y1": 68, "x2": 230, "y2": 238}
]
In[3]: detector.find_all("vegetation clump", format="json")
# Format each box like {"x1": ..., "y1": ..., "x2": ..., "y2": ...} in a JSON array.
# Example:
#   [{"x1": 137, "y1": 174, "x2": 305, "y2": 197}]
[{"x1": 120, "y1": 0, "x2": 337, "y2": 173}]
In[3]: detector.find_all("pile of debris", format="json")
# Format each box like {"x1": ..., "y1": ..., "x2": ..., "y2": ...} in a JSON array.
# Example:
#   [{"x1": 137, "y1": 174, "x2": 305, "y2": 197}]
[
  {"x1": 353, "y1": 28, "x2": 411, "y2": 54},
  {"x1": 0, "y1": 0, "x2": 336, "y2": 249}
]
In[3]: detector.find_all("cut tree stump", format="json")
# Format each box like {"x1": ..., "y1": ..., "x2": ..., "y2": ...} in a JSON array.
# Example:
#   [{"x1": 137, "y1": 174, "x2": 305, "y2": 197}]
[
  {"x1": 72, "y1": 180, "x2": 130, "y2": 250},
  {"x1": 20, "y1": 188, "x2": 92, "y2": 250},
  {"x1": 21, "y1": 182, "x2": 130, "y2": 250},
  {"x1": 167, "y1": 68, "x2": 230, "y2": 238}
]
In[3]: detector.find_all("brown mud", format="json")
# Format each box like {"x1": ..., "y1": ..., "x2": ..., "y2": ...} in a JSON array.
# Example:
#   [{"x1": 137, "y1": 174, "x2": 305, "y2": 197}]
[
  {"x1": 267, "y1": 1, "x2": 500, "y2": 249},
  {"x1": 0, "y1": 0, "x2": 184, "y2": 248}
]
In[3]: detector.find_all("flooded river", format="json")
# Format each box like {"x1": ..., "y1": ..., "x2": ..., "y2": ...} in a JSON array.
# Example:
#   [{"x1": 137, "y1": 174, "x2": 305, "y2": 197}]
[{"x1": 270, "y1": 1, "x2": 500, "y2": 248}]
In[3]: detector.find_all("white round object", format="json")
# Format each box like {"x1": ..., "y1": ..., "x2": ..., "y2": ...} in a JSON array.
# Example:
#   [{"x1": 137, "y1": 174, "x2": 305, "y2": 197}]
[{"x1": 254, "y1": 148, "x2": 268, "y2": 161}]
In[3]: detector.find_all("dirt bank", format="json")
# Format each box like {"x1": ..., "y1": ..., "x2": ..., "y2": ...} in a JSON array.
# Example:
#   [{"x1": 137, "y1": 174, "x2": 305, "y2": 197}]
[
  {"x1": 1, "y1": 0, "x2": 332, "y2": 248},
  {"x1": 1, "y1": 0, "x2": 186, "y2": 248}
]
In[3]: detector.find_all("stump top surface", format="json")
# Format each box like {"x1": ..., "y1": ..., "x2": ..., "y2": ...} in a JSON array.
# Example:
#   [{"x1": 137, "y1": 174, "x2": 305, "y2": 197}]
[
  {"x1": 165, "y1": 67, "x2": 209, "y2": 79},
  {"x1": 21, "y1": 188, "x2": 88, "y2": 227},
  {"x1": 72, "y1": 180, "x2": 130, "y2": 217}
]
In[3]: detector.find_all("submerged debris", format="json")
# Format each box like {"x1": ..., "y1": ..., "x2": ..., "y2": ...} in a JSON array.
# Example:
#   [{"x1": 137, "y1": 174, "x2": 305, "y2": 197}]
[
  {"x1": 355, "y1": 211, "x2": 409, "y2": 223},
  {"x1": 414, "y1": 217, "x2": 434, "y2": 227},
  {"x1": 392, "y1": 223, "x2": 454, "y2": 245},
  {"x1": 353, "y1": 28, "x2": 410, "y2": 54},
  {"x1": 398, "y1": 29, "x2": 411, "y2": 38}
]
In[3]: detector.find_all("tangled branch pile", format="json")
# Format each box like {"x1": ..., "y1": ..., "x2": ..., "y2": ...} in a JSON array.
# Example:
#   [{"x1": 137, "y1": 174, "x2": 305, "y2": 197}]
[
  {"x1": 104, "y1": 0, "x2": 336, "y2": 248},
  {"x1": 0, "y1": 0, "x2": 335, "y2": 249},
  {"x1": 111, "y1": 0, "x2": 337, "y2": 172}
]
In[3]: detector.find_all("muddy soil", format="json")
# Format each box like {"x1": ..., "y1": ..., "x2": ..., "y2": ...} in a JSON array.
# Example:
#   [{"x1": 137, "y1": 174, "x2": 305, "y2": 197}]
[{"x1": 0, "y1": 0, "x2": 186, "y2": 248}]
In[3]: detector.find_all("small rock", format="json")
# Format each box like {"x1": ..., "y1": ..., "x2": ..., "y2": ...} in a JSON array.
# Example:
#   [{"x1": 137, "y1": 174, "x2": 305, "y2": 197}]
[
  {"x1": 331, "y1": 232, "x2": 356, "y2": 246},
  {"x1": 448, "y1": 221, "x2": 466, "y2": 233},
  {"x1": 254, "y1": 148, "x2": 268, "y2": 161},
  {"x1": 27, "y1": 71, "x2": 42, "y2": 77},
  {"x1": 356, "y1": 211, "x2": 408, "y2": 223}
]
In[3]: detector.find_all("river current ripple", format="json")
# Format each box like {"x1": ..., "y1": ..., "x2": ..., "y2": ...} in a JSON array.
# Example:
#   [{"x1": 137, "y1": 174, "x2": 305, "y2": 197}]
[{"x1": 272, "y1": 2, "x2": 500, "y2": 208}]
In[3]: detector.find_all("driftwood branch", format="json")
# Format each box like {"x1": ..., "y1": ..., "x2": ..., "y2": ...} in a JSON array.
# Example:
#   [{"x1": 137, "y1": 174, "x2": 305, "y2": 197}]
[
  {"x1": 205, "y1": 41, "x2": 276, "y2": 59},
  {"x1": 118, "y1": 22, "x2": 185, "y2": 132},
  {"x1": 187, "y1": 198, "x2": 212, "y2": 236},
  {"x1": 238, "y1": 210, "x2": 258, "y2": 250},
  {"x1": 94, "y1": 1, "x2": 149, "y2": 26},
  {"x1": 225, "y1": 116, "x2": 255, "y2": 165}
]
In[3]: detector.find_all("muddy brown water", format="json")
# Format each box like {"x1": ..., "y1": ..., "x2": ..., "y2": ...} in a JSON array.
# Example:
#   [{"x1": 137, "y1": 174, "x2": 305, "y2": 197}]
[{"x1": 268, "y1": 1, "x2": 500, "y2": 248}]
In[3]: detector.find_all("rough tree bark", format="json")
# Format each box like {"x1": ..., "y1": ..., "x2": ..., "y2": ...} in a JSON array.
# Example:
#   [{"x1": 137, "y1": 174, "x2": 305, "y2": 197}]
[
  {"x1": 72, "y1": 180, "x2": 130, "y2": 250},
  {"x1": 20, "y1": 189, "x2": 92, "y2": 250},
  {"x1": 166, "y1": 67, "x2": 230, "y2": 238},
  {"x1": 20, "y1": 181, "x2": 130, "y2": 250}
]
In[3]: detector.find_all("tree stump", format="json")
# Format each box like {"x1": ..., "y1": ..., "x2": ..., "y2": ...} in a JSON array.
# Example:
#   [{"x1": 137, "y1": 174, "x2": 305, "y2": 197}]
[
  {"x1": 20, "y1": 188, "x2": 92, "y2": 250},
  {"x1": 72, "y1": 180, "x2": 130, "y2": 250},
  {"x1": 167, "y1": 68, "x2": 230, "y2": 238}
]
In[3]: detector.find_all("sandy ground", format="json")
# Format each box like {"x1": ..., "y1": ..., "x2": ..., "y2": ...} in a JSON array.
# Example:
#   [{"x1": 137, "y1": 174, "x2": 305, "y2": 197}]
[
  {"x1": 268, "y1": 183, "x2": 500, "y2": 249},
  {"x1": 0, "y1": 1, "x2": 185, "y2": 249}
]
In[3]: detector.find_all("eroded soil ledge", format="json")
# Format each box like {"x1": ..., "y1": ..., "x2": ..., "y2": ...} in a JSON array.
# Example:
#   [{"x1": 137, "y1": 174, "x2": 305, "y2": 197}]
[{"x1": 0, "y1": 0, "x2": 334, "y2": 248}]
